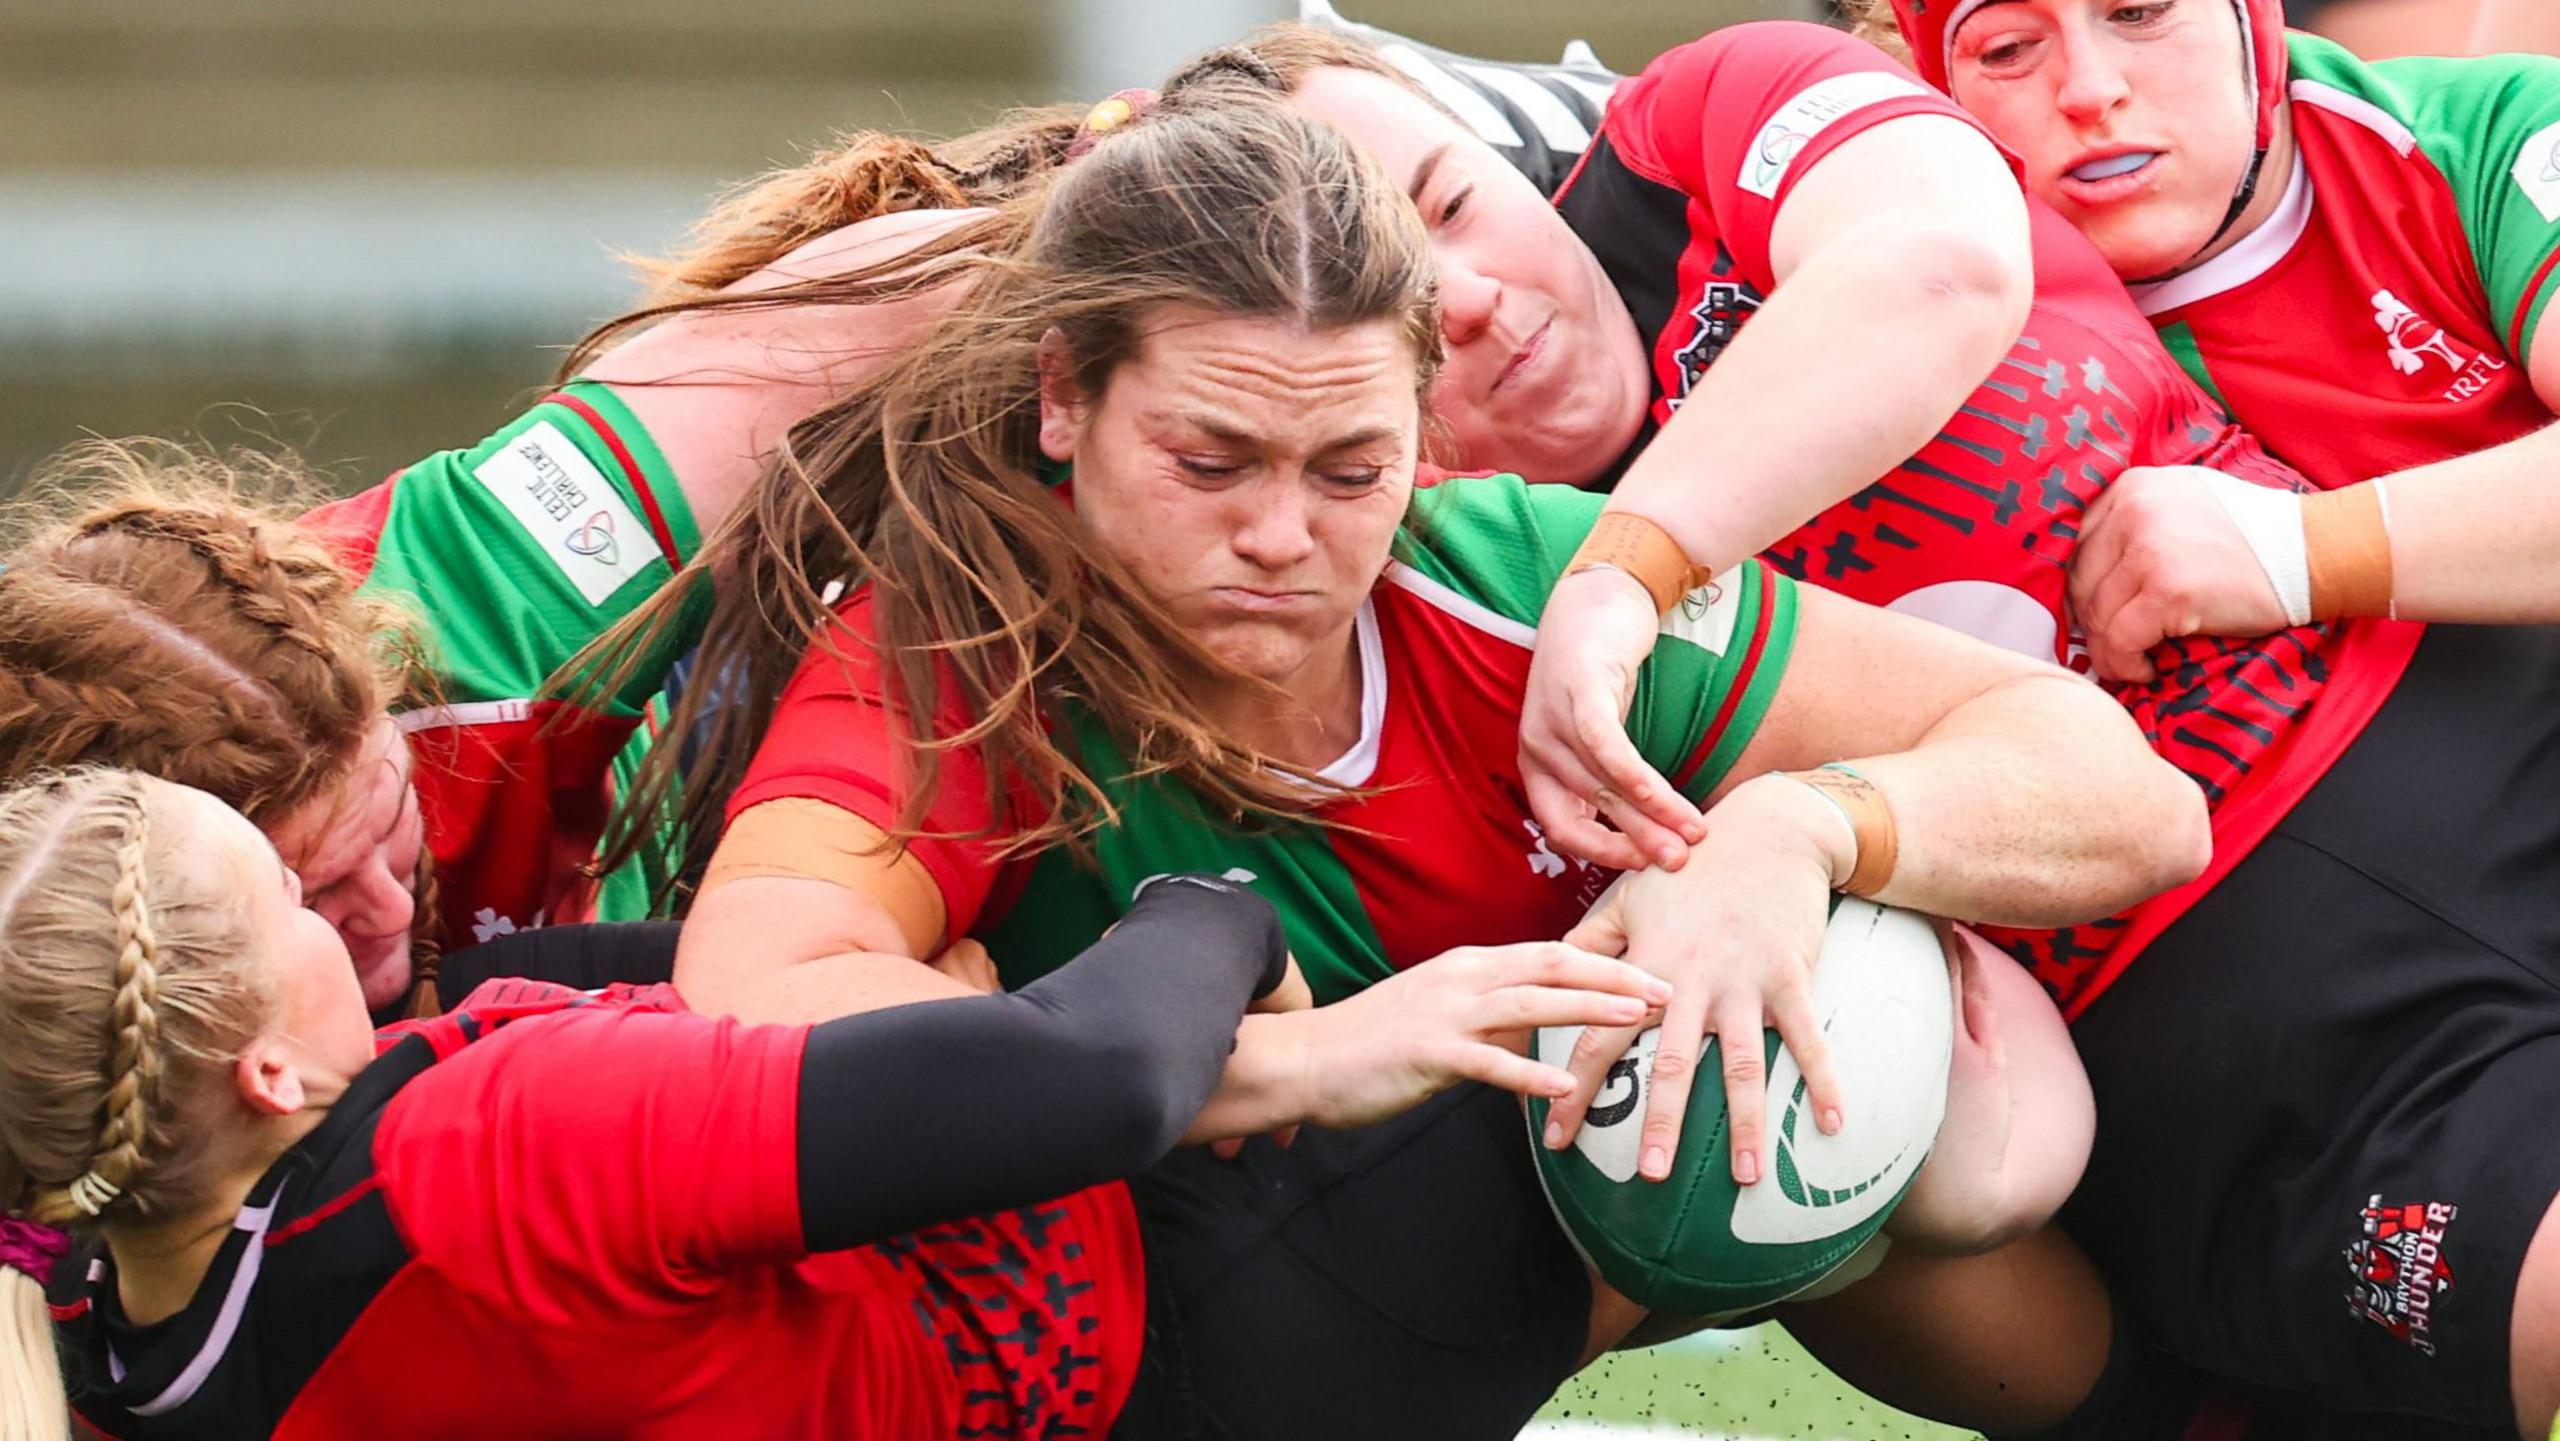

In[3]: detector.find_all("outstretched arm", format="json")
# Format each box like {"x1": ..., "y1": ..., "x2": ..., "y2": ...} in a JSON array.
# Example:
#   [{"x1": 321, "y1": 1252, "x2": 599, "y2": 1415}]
[
  {"x1": 791, "y1": 874, "x2": 1286, "y2": 1249},
  {"x1": 1523, "y1": 113, "x2": 2032, "y2": 867}
]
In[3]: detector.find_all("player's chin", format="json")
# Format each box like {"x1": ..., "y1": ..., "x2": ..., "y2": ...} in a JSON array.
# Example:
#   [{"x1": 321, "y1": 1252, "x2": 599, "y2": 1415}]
[
  {"x1": 2073, "y1": 196, "x2": 2226, "y2": 283},
  {"x1": 1197, "y1": 620, "x2": 1335, "y2": 691},
  {"x1": 351, "y1": 942, "x2": 417, "y2": 1012}
]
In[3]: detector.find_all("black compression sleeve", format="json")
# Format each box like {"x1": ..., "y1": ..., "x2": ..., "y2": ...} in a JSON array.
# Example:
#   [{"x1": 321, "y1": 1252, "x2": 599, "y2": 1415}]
[
  {"x1": 433, "y1": 921, "x2": 683, "y2": 999},
  {"x1": 793, "y1": 874, "x2": 1286, "y2": 1252}
]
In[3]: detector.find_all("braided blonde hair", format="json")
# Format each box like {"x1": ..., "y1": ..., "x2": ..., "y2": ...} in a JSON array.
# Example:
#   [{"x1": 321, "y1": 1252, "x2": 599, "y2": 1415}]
[
  {"x1": 0, "y1": 769, "x2": 269, "y2": 1227},
  {"x1": 0, "y1": 769, "x2": 273, "y2": 1441}
]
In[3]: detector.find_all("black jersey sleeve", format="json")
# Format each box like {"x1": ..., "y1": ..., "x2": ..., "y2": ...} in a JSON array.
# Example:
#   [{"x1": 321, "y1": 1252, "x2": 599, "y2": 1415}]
[{"x1": 793, "y1": 874, "x2": 1287, "y2": 1251}]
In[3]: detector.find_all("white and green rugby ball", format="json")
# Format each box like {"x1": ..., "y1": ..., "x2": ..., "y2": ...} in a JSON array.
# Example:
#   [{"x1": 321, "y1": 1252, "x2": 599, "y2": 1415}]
[{"x1": 1527, "y1": 897, "x2": 1956, "y2": 1317}]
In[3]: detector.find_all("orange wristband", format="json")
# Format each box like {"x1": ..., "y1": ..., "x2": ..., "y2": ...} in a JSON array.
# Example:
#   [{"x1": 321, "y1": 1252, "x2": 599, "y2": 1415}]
[
  {"x1": 1784, "y1": 764, "x2": 1898, "y2": 899},
  {"x1": 2303, "y1": 483, "x2": 2395, "y2": 621},
  {"x1": 1564, "y1": 512, "x2": 1715, "y2": 616}
]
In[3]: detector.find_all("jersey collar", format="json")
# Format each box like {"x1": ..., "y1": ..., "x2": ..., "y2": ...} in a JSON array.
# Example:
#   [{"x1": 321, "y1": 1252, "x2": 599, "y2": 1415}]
[
  {"x1": 1311, "y1": 601, "x2": 1386, "y2": 789},
  {"x1": 2128, "y1": 140, "x2": 2314, "y2": 318}
]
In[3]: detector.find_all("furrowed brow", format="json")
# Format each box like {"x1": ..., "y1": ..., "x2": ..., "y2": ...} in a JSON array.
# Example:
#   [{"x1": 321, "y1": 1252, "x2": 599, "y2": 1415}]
[{"x1": 1407, "y1": 142, "x2": 1453, "y2": 205}]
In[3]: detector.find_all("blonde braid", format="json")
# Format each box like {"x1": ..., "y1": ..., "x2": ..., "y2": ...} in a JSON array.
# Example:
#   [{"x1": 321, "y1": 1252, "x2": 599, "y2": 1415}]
[{"x1": 25, "y1": 781, "x2": 161, "y2": 1226}]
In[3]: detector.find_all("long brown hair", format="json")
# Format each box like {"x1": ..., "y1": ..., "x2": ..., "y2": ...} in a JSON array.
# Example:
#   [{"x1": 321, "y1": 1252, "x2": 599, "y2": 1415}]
[
  {"x1": 555, "y1": 23, "x2": 1433, "y2": 388},
  {"x1": 585, "y1": 96, "x2": 1442, "y2": 891}
]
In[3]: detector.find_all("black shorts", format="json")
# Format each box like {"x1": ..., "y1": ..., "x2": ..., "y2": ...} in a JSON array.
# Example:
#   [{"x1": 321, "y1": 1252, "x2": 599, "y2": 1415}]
[
  {"x1": 1117, "y1": 1083, "x2": 1591, "y2": 1441},
  {"x1": 2068, "y1": 622, "x2": 2560, "y2": 1435}
]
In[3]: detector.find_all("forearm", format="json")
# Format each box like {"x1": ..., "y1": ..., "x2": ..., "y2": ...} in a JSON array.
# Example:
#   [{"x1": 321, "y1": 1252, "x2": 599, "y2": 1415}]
[
  {"x1": 1607, "y1": 225, "x2": 2028, "y2": 573},
  {"x1": 1792, "y1": 676, "x2": 2207, "y2": 927},
  {"x1": 794, "y1": 877, "x2": 1286, "y2": 1250},
  {"x1": 693, "y1": 950, "x2": 978, "y2": 1026},
  {"x1": 2360, "y1": 421, "x2": 2560, "y2": 622},
  {"x1": 1181, "y1": 1013, "x2": 1310, "y2": 1144}
]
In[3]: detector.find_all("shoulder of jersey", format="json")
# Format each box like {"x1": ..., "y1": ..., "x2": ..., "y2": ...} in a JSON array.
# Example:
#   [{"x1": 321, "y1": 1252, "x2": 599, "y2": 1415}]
[{"x1": 1298, "y1": 1, "x2": 1621, "y2": 195}]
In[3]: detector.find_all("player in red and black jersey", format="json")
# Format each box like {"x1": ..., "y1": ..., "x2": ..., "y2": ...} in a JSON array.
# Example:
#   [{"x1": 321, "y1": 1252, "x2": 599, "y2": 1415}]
[
  {"x1": 0, "y1": 770, "x2": 1674, "y2": 1441},
  {"x1": 1269, "y1": 14, "x2": 2560, "y2": 1432}
]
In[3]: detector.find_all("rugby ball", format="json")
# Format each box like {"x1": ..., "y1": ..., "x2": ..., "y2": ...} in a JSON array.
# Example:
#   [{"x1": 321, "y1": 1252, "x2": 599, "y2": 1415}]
[{"x1": 1526, "y1": 897, "x2": 1955, "y2": 1317}]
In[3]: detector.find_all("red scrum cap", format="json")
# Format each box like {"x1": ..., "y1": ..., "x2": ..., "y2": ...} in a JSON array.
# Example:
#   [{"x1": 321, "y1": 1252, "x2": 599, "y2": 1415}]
[{"x1": 1886, "y1": 0, "x2": 2287, "y2": 156}]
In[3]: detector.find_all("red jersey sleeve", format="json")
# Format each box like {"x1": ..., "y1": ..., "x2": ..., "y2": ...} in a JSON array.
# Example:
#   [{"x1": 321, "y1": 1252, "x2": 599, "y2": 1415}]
[
  {"x1": 374, "y1": 997, "x2": 809, "y2": 1318},
  {"x1": 1601, "y1": 21, "x2": 1996, "y2": 287},
  {"x1": 722, "y1": 587, "x2": 1029, "y2": 939}
]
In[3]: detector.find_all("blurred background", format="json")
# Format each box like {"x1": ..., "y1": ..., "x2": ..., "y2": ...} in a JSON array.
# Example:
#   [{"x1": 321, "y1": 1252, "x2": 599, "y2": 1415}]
[
  {"x1": 0, "y1": 0, "x2": 2498, "y2": 492},
  {"x1": 0, "y1": 0, "x2": 1794, "y2": 491}
]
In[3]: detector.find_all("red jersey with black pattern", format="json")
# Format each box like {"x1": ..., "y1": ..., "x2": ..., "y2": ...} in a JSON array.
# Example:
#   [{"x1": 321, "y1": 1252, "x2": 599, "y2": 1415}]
[
  {"x1": 1554, "y1": 22, "x2": 2421, "y2": 1015},
  {"x1": 49, "y1": 980, "x2": 1143, "y2": 1441}
]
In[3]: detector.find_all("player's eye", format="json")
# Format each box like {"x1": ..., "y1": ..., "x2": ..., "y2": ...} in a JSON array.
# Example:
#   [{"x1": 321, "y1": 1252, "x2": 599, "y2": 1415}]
[
  {"x1": 1437, "y1": 186, "x2": 1472, "y2": 227},
  {"x1": 1177, "y1": 455, "x2": 1246, "y2": 481}
]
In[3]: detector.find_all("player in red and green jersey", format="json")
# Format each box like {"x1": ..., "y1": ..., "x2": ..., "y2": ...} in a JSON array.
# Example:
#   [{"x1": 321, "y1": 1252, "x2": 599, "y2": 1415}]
[
  {"x1": 732, "y1": 475, "x2": 1795, "y2": 1004},
  {"x1": 1883, "y1": 0, "x2": 2560, "y2": 679},
  {"x1": 1863, "y1": 6, "x2": 2560, "y2": 1429},
  {"x1": 0, "y1": 208, "x2": 981, "y2": 1016},
  {"x1": 1271, "y1": 19, "x2": 2394, "y2": 1013},
  {"x1": 299, "y1": 381, "x2": 706, "y2": 955}
]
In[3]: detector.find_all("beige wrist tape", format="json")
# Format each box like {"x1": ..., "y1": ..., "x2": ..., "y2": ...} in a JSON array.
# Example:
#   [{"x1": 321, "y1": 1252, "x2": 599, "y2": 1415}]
[
  {"x1": 1564, "y1": 512, "x2": 1716, "y2": 616},
  {"x1": 2303, "y1": 482, "x2": 2396, "y2": 621},
  {"x1": 1783, "y1": 763, "x2": 1898, "y2": 899}
]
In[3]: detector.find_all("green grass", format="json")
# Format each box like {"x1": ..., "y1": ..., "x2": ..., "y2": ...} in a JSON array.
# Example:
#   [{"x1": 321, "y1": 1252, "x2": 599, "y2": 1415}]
[{"x1": 1530, "y1": 1325, "x2": 1981, "y2": 1440}]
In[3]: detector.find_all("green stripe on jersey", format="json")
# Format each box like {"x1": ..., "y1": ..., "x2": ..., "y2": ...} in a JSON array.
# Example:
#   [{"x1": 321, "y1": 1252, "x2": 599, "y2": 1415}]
[
  {"x1": 2289, "y1": 34, "x2": 2560, "y2": 362},
  {"x1": 366, "y1": 380, "x2": 706, "y2": 722},
  {"x1": 1404, "y1": 475, "x2": 1796, "y2": 803},
  {"x1": 2156, "y1": 321, "x2": 2233, "y2": 414}
]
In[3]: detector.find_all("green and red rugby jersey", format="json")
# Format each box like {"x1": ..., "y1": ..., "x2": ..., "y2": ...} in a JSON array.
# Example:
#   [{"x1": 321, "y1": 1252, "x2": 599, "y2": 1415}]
[
  {"x1": 1553, "y1": 22, "x2": 2420, "y2": 1015},
  {"x1": 2133, "y1": 35, "x2": 2560, "y2": 489},
  {"x1": 727, "y1": 475, "x2": 1796, "y2": 1004},
  {"x1": 300, "y1": 383, "x2": 706, "y2": 949}
]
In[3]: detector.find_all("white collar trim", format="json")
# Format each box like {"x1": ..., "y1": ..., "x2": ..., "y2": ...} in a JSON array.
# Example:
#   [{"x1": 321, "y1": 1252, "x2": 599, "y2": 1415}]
[
  {"x1": 2129, "y1": 143, "x2": 2314, "y2": 317},
  {"x1": 1312, "y1": 601, "x2": 1386, "y2": 788}
]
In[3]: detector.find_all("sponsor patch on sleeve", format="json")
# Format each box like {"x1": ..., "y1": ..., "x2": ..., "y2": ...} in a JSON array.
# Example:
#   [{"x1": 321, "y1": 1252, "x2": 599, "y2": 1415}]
[
  {"x1": 1658, "y1": 578, "x2": 1743, "y2": 656},
  {"x1": 1739, "y1": 71, "x2": 1932, "y2": 200},
  {"x1": 2509, "y1": 119, "x2": 2560, "y2": 224},
  {"x1": 469, "y1": 419, "x2": 657, "y2": 607}
]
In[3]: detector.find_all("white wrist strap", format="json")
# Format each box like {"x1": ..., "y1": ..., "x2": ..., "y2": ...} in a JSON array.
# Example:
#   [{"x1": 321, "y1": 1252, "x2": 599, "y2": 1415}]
[
  {"x1": 2372, "y1": 478, "x2": 2398, "y2": 621},
  {"x1": 2197, "y1": 470, "x2": 2313, "y2": 628}
]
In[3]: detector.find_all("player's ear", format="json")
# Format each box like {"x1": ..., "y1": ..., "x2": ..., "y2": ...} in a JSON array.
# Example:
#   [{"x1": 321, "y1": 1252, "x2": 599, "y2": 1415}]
[
  {"x1": 234, "y1": 1037, "x2": 308, "y2": 1117},
  {"x1": 1037, "y1": 329, "x2": 1090, "y2": 464}
]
